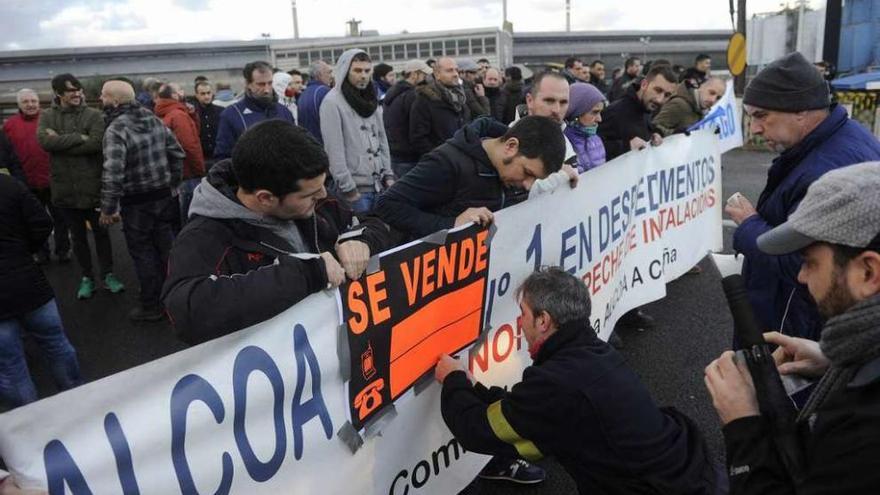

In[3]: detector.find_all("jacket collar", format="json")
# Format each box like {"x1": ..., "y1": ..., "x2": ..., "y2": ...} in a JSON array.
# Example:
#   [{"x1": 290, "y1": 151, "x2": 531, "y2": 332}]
[
  {"x1": 759, "y1": 105, "x2": 848, "y2": 208},
  {"x1": 533, "y1": 318, "x2": 596, "y2": 365}
]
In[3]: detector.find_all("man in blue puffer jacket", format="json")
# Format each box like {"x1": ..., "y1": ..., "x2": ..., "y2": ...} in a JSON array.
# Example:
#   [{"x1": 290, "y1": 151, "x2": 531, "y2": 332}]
[
  {"x1": 726, "y1": 52, "x2": 880, "y2": 343},
  {"x1": 213, "y1": 61, "x2": 295, "y2": 160}
]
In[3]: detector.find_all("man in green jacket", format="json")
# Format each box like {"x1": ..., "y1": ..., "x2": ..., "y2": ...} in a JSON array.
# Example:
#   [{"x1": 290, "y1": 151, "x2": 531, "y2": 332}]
[
  {"x1": 653, "y1": 77, "x2": 726, "y2": 137},
  {"x1": 37, "y1": 73, "x2": 124, "y2": 299}
]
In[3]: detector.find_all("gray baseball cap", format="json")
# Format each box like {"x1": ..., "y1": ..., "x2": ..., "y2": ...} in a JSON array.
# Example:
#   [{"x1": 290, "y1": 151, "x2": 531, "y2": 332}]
[{"x1": 757, "y1": 162, "x2": 880, "y2": 255}]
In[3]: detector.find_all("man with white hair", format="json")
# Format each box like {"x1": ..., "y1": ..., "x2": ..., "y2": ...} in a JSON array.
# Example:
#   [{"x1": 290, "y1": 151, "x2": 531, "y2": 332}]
[
  {"x1": 4, "y1": 89, "x2": 70, "y2": 263},
  {"x1": 100, "y1": 79, "x2": 185, "y2": 323}
]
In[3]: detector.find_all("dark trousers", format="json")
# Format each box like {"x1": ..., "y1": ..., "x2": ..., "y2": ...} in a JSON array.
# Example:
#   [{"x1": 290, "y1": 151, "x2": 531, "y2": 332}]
[
  {"x1": 120, "y1": 196, "x2": 175, "y2": 310},
  {"x1": 32, "y1": 188, "x2": 70, "y2": 256},
  {"x1": 58, "y1": 207, "x2": 113, "y2": 279}
]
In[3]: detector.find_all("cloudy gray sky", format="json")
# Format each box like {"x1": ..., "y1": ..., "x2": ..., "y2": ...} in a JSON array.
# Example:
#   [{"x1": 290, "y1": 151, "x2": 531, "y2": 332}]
[{"x1": 1, "y1": 0, "x2": 823, "y2": 51}]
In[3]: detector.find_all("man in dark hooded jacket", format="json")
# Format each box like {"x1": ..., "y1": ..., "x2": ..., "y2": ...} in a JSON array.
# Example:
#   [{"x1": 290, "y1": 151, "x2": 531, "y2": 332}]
[
  {"x1": 162, "y1": 120, "x2": 396, "y2": 345},
  {"x1": 726, "y1": 52, "x2": 880, "y2": 343}
]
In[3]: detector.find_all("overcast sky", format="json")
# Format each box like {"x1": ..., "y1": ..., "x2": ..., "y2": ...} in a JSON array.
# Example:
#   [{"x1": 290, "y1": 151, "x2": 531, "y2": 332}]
[{"x1": 1, "y1": 0, "x2": 823, "y2": 51}]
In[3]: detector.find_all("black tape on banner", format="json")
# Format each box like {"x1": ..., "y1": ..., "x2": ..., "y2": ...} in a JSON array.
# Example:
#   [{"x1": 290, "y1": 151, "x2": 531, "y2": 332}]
[
  {"x1": 337, "y1": 323, "x2": 351, "y2": 381},
  {"x1": 422, "y1": 229, "x2": 449, "y2": 245},
  {"x1": 337, "y1": 421, "x2": 364, "y2": 454}
]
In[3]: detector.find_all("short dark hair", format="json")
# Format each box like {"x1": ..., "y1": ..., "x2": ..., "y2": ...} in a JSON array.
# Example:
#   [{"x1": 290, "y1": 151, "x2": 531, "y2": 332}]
[
  {"x1": 195, "y1": 81, "x2": 213, "y2": 92},
  {"x1": 232, "y1": 120, "x2": 329, "y2": 198},
  {"x1": 503, "y1": 116, "x2": 565, "y2": 176},
  {"x1": 529, "y1": 71, "x2": 567, "y2": 96},
  {"x1": 243, "y1": 61, "x2": 274, "y2": 83},
  {"x1": 696, "y1": 54, "x2": 711, "y2": 63},
  {"x1": 505, "y1": 66, "x2": 523, "y2": 81},
  {"x1": 564, "y1": 57, "x2": 582, "y2": 69},
  {"x1": 590, "y1": 60, "x2": 604, "y2": 67},
  {"x1": 373, "y1": 62, "x2": 393, "y2": 80},
  {"x1": 50, "y1": 73, "x2": 82, "y2": 95},
  {"x1": 646, "y1": 64, "x2": 677, "y2": 85},
  {"x1": 352, "y1": 52, "x2": 372, "y2": 64},
  {"x1": 625, "y1": 57, "x2": 641, "y2": 69},
  {"x1": 477, "y1": 58, "x2": 490, "y2": 64},
  {"x1": 516, "y1": 266, "x2": 592, "y2": 326},
  {"x1": 194, "y1": 75, "x2": 208, "y2": 85},
  {"x1": 288, "y1": 69, "x2": 302, "y2": 77}
]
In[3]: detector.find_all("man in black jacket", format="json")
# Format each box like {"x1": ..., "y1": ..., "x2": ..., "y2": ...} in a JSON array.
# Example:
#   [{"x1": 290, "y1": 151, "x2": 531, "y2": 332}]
[
  {"x1": 375, "y1": 116, "x2": 565, "y2": 240},
  {"x1": 705, "y1": 162, "x2": 880, "y2": 494},
  {"x1": 607, "y1": 56, "x2": 642, "y2": 102},
  {"x1": 0, "y1": 174, "x2": 82, "y2": 408},
  {"x1": 383, "y1": 60, "x2": 431, "y2": 179},
  {"x1": 193, "y1": 80, "x2": 224, "y2": 171},
  {"x1": 438, "y1": 267, "x2": 718, "y2": 494},
  {"x1": 409, "y1": 57, "x2": 471, "y2": 158},
  {"x1": 598, "y1": 64, "x2": 677, "y2": 161},
  {"x1": 162, "y1": 120, "x2": 396, "y2": 345}
]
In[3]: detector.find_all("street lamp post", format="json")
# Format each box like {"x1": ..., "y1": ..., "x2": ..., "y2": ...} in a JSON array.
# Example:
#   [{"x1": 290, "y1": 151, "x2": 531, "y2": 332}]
[
  {"x1": 639, "y1": 36, "x2": 651, "y2": 61},
  {"x1": 261, "y1": 32, "x2": 271, "y2": 63}
]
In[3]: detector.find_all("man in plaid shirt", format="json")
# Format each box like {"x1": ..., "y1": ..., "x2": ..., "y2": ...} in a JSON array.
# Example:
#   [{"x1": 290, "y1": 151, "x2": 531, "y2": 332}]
[{"x1": 99, "y1": 80, "x2": 184, "y2": 323}]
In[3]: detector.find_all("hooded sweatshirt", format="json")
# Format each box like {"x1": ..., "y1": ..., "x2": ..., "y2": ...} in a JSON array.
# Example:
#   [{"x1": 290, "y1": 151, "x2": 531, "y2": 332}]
[
  {"x1": 272, "y1": 72, "x2": 299, "y2": 124},
  {"x1": 188, "y1": 162, "x2": 307, "y2": 252},
  {"x1": 319, "y1": 48, "x2": 393, "y2": 194},
  {"x1": 154, "y1": 98, "x2": 205, "y2": 179}
]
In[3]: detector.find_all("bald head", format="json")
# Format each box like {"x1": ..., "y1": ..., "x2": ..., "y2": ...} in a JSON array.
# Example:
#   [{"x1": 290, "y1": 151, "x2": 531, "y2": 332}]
[
  {"x1": 434, "y1": 57, "x2": 459, "y2": 87},
  {"x1": 101, "y1": 80, "x2": 136, "y2": 108},
  {"x1": 483, "y1": 68, "x2": 502, "y2": 88},
  {"x1": 697, "y1": 77, "x2": 726, "y2": 110}
]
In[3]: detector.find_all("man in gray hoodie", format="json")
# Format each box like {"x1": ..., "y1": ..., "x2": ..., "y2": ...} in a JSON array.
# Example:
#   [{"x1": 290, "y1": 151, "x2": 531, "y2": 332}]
[{"x1": 319, "y1": 49, "x2": 394, "y2": 214}]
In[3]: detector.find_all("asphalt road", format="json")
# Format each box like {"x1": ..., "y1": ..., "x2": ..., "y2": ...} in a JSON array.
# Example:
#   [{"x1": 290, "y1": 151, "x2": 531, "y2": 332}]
[{"x1": 18, "y1": 148, "x2": 776, "y2": 494}]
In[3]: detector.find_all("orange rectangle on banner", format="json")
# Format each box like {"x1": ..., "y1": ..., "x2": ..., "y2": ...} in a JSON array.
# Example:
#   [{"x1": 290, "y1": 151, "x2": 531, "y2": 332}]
[{"x1": 388, "y1": 279, "x2": 485, "y2": 398}]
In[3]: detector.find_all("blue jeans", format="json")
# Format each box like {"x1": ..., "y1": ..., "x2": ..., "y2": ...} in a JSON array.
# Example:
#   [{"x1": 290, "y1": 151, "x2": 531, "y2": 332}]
[
  {"x1": 350, "y1": 192, "x2": 378, "y2": 215},
  {"x1": 0, "y1": 299, "x2": 82, "y2": 408}
]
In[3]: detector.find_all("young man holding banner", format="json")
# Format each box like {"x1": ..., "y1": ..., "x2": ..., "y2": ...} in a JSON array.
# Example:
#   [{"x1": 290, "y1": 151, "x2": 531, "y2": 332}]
[
  {"x1": 437, "y1": 267, "x2": 720, "y2": 494},
  {"x1": 162, "y1": 120, "x2": 396, "y2": 345}
]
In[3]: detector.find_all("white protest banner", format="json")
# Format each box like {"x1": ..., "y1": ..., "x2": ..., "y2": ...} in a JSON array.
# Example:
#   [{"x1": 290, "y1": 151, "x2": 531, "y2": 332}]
[
  {"x1": 688, "y1": 79, "x2": 743, "y2": 154},
  {"x1": 0, "y1": 130, "x2": 721, "y2": 494}
]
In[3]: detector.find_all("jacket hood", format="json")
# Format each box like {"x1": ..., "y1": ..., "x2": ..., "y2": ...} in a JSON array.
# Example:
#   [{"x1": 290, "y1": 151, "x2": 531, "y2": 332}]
[
  {"x1": 214, "y1": 89, "x2": 235, "y2": 102},
  {"x1": 153, "y1": 98, "x2": 189, "y2": 118},
  {"x1": 333, "y1": 48, "x2": 366, "y2": 91},
  {"x1": 673, "y1": 83, "x2": 700, "y2": 112},
  {"x1": 448, "y1": 117, "x2": 508, "y2": 165},
  {"x1": 383, "y1": 80, "x2": 414, "y2": 106},
  {"x1": 190, "y1": 160, "x2": 311, "y2": 252},
  {"x1": 272, "y1": 72, "x2": 292, "y2": 99}
]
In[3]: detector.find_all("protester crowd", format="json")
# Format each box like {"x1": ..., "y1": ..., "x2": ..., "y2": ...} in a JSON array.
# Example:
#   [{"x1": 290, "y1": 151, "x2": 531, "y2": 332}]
[{"x1": 2, "y1": 47, "x2": 880, "y2": 495}]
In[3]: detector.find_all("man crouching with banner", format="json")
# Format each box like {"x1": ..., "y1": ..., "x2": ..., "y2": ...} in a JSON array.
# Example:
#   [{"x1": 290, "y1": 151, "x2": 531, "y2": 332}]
[
  {"x1": 162, "y1": 120, "x2": 397, "y2": 344},
  {"x1": 435, "y1": 267, "x2": 721, "y2": 494}
]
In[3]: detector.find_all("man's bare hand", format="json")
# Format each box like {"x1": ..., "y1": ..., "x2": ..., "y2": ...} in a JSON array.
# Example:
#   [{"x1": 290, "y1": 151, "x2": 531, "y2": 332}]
[
  {"x1": 336, "y1": 240, "x2": 371, "y2": 280},
  {"x1": 704, "y1": 351, "x2": 760, "y2": 426},
  {"x1": 99, "y1": 212, "x2": 121, "y2": 226},
  {"x1": 435, "y1": 354, "x2": 467, "y2": 383},
  {"x1": 0, "y1": 476, "x2": 46, "y2": 495},
  {"x1": 650, "y1": 133, "x2": 663, "y2": 146},
  {"x1": 629, "y1": 137, "x2": 648, "y2": 151},
  {"x1": 560, "y1": 163, "x2": 579, "y2": 189},
  {"x1": 45, "y1": 129, "x2": 57, "y2": 136},
  {"x1": 320, "y1": 252, "x2": 346, "y2": 288},
  {"x1": 724, "y1": 192, "x2": 758, "y2": 225},
  {"x1": 454, "y1": 207, "x2": 493, "y2": 227},
  {"x1": 474, "y1": 84, "x2": 485, "y2": 97},
  {"x1": 765, "y1": 331, "x2": 830, "y2": 378}
]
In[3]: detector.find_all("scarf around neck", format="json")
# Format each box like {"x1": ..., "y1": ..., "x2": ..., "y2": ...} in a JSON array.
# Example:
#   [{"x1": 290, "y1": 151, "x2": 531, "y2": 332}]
[
  {"x1": 798, "y1": 293, "x2": 880, "y2": 421},
  {"x1": 437, "y1": 81, "x2": 467, "y2": 113},
  {"x1": 342, "y1": 80, "x2": 378, "y2": 118}
]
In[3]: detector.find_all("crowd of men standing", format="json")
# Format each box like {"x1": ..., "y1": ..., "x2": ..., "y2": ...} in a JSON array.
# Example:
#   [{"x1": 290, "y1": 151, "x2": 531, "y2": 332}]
[{"x1": 2, "y1": 46, "x2": 880, "y2": 495}]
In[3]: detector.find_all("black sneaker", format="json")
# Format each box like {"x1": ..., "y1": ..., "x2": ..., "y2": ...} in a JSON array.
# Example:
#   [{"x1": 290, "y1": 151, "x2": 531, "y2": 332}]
[
  {"x1": 617, "y1": 309, "x2": 656, "y2": 331},
  {"x1": 128, "y1": 307, "x2": 165, "y2": 323},
  {"x1": 478, "y1": 457, "x2": 545, "y2": 484}
]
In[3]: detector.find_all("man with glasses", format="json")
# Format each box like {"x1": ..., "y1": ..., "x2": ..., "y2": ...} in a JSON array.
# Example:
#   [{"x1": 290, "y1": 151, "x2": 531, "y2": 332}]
[{"x1": 37, "y1": 73, "x2": 124, "y2": 300}]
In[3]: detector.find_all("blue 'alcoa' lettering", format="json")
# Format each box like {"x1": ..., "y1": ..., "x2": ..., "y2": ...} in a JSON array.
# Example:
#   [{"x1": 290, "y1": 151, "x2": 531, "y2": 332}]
[{"x1": 43, "y1": 323, "x2": 332, "y2": 494}]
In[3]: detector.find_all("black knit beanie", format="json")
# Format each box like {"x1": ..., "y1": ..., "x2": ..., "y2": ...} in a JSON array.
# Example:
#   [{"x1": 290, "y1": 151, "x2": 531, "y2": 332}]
[
  {"x1": 744, "y1": 52, "x2": 830, "y2": 112},
  {"x1": 373, "y1": 63, "x2": 394, "y2": 81}
]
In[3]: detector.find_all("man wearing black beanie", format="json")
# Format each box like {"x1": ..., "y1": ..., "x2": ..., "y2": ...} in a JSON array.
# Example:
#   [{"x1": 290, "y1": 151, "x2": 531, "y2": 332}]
[{"x1": 725, "y1": 51, "x2": 880, "y2": 345}]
